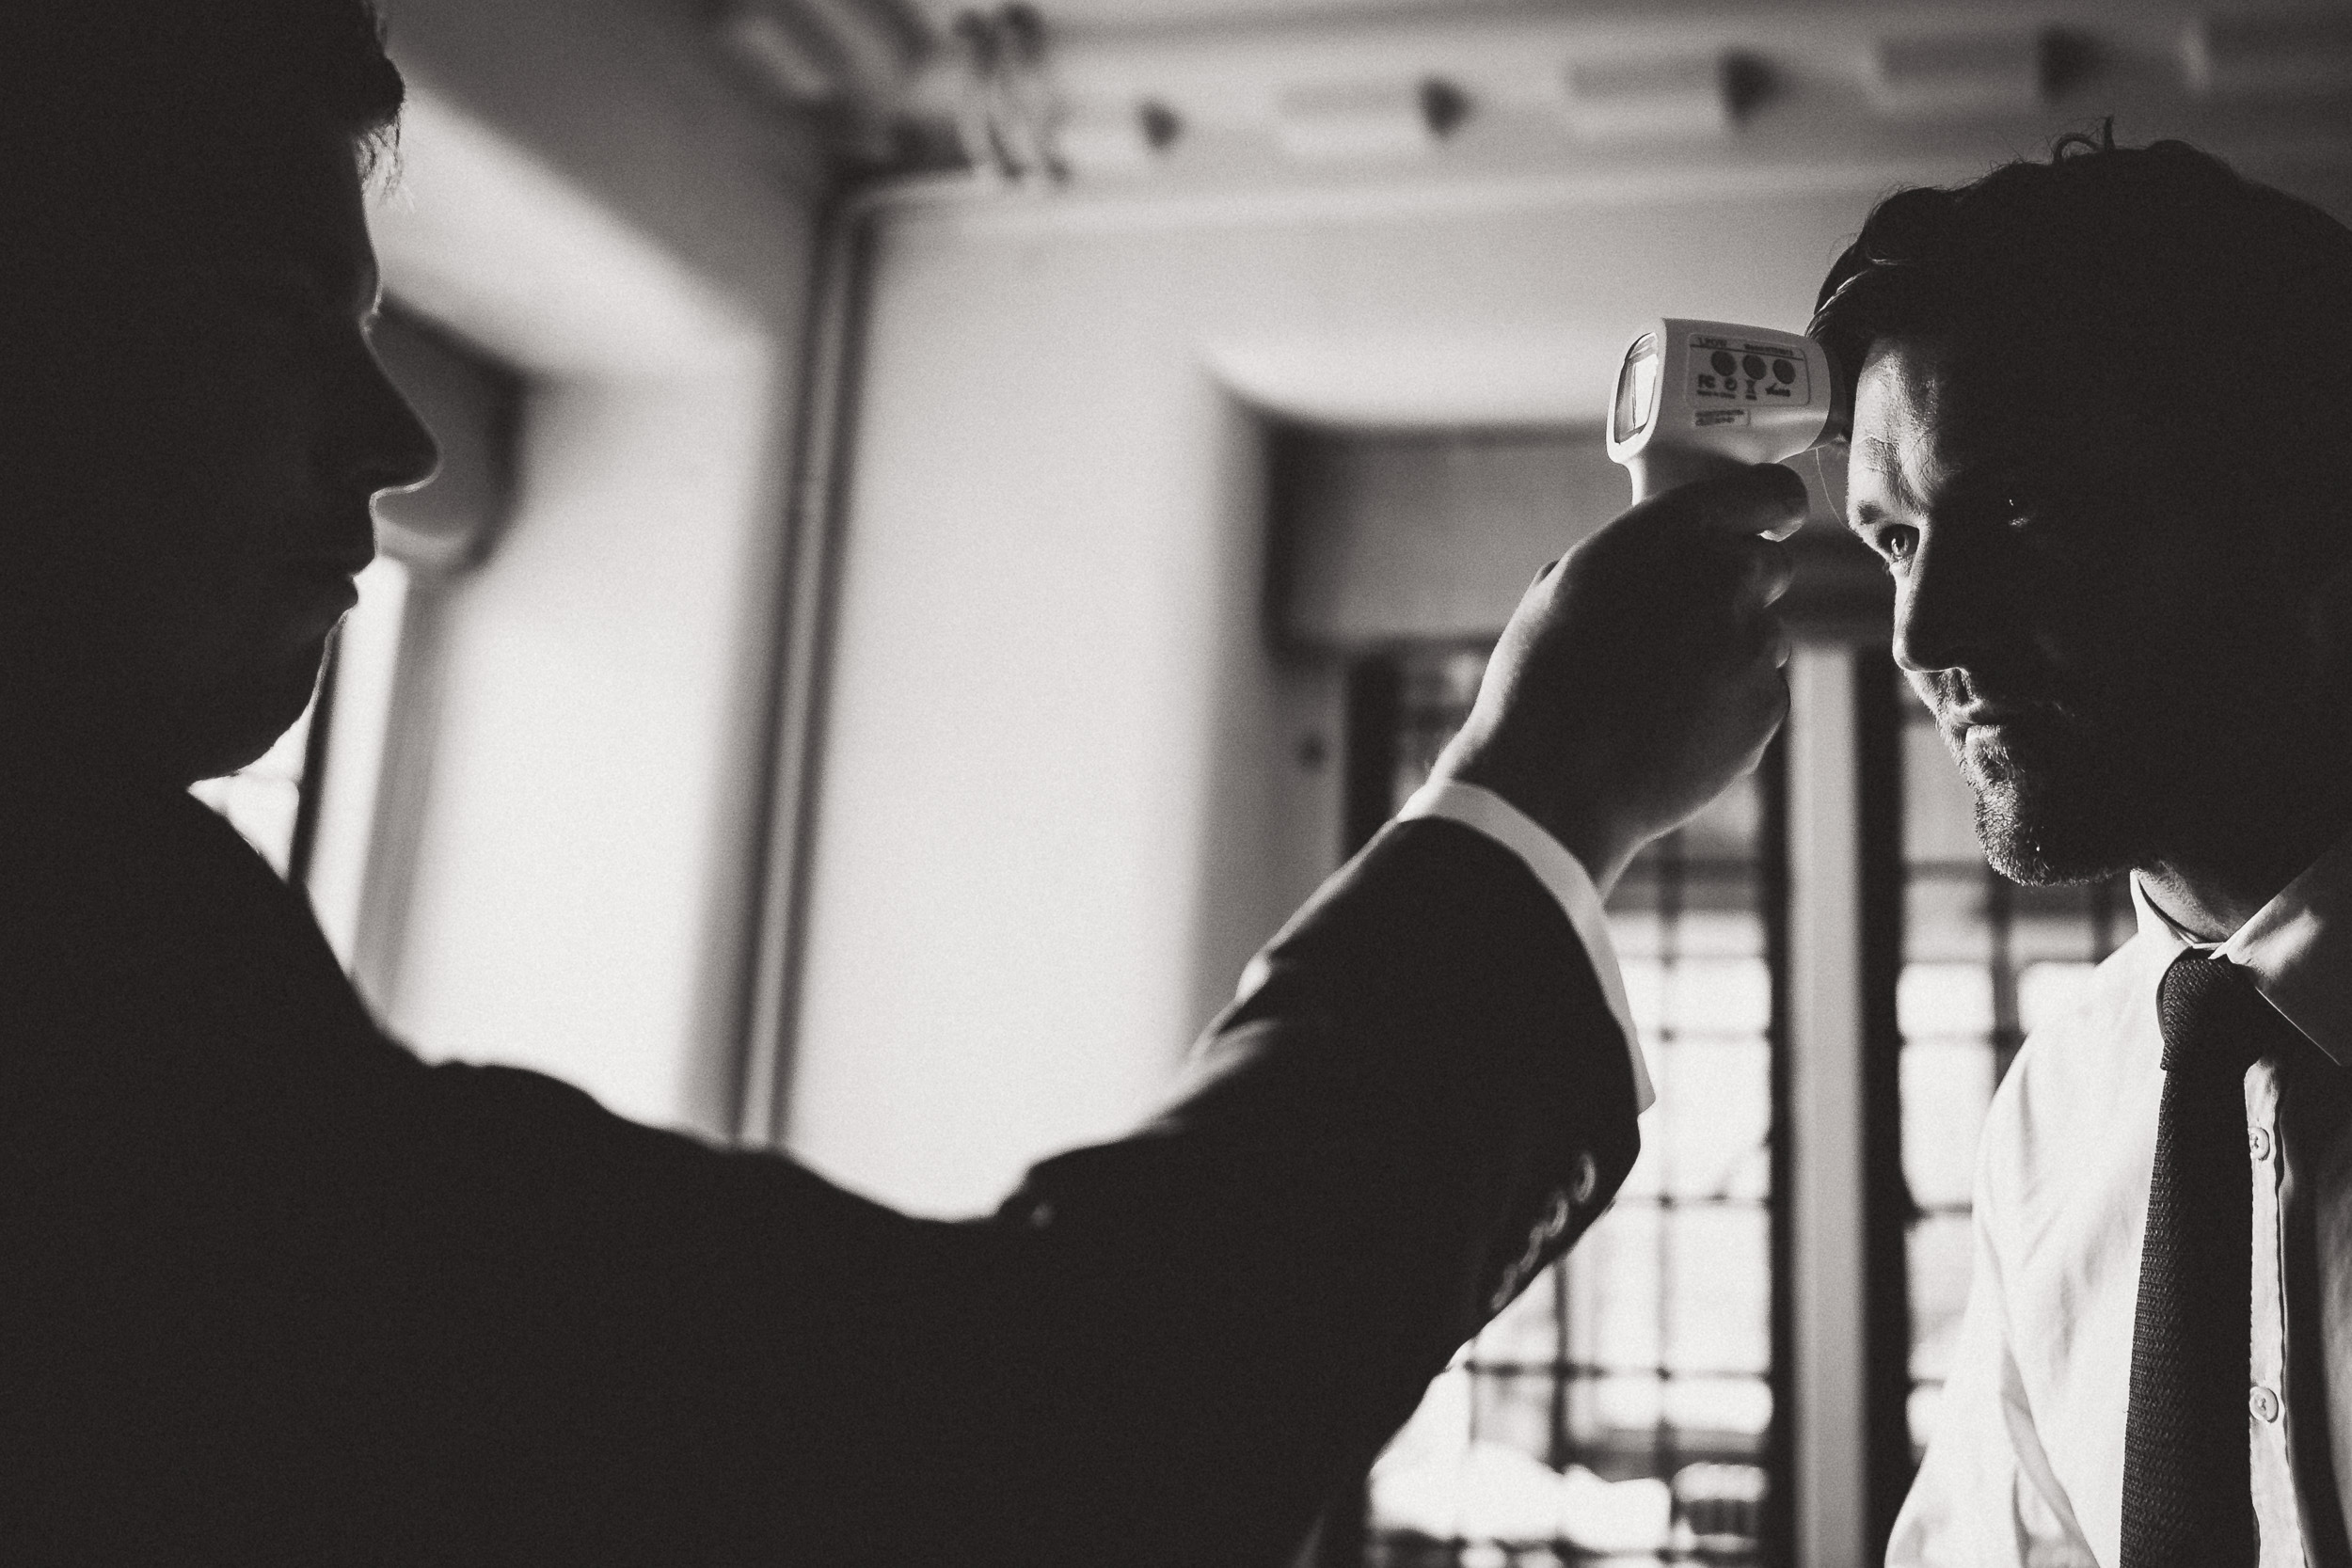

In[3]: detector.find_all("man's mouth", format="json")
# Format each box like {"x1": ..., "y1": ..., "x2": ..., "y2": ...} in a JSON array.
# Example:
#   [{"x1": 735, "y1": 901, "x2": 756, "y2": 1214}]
[
  {"x1": 1949, "y1": 704, "x2": 2042, "y2": 729},
  {"x1": 1952, "y1": 708, "x2": 2086, "y2": 786},
  {"x1": 272, "y1": 563, "x2": 361, "y2": 644},
  {"x1": 1943, "y1": 697, "x2": 2065, "y2": 736},
  {"x1": 1929, "y1": 669, "x2": 2075, "y2": 735}
]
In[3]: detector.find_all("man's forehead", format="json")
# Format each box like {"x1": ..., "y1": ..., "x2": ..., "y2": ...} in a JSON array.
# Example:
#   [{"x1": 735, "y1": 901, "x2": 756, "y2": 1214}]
[
  {"x1": 1848, "y1": 347, "x2": 1946, "y2": 505},
  {"x1": 1851, "y1": 430, "x2": 1916, "y2": 490},
  {"x1": 1849, "y1": 337, "x2": 2036, "y2": 498},
  {"x1": 121, "y1": 117, "x2": 378, "y2": 295},
  {"x1": 1848, "y1": 435, "x2": 1932, "y2": 523}
]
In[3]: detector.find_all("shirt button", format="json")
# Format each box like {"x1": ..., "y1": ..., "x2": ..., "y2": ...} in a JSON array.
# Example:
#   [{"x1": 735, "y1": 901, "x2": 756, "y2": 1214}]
[
  {"x1": 2249, "y1": 1126, "x2": 2274, "y2": 1162},
  {"x1": 2250, "y1": 1385, "x2": 2282, "y2": 1423}
]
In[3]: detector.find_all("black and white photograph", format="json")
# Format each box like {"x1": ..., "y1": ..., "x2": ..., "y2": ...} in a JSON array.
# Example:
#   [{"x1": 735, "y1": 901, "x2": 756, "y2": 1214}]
[{"x1": 6, "y1": 1, "x2": 2352, "y2": 1563}]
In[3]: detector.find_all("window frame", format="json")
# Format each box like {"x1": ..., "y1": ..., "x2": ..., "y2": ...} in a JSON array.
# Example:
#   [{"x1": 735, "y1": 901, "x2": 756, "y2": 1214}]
[{"x1": 1328, "y1": 645, "x2": 1795, "y2": 1567}]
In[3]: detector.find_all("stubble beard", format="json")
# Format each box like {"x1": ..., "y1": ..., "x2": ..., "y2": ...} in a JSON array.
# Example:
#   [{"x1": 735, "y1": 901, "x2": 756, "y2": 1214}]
[
  {"x1": 1954, "y1": 721, "x2": 2154, "y2": 887},
  {"x1": 1946, "y1": 647, "x2": 2321, "y2": 889}
]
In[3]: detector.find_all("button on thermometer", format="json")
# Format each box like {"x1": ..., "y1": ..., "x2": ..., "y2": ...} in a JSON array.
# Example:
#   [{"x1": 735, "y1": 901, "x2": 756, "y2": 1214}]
[{"x1": 1605, "y1": 317, "x2": 1851, "y2": 532}]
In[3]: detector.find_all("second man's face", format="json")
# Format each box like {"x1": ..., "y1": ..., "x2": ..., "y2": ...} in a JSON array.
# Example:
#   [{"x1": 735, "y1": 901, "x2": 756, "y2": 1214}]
[{"x1": 1844, "y1": 333, "x2": 2319, "y2": 886}]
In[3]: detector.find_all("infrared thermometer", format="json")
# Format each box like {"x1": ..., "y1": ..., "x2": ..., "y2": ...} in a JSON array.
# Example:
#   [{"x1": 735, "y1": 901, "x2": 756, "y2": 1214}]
[{"x1": 1605, "y1": 318, "x2": 1850, "y2": 526}]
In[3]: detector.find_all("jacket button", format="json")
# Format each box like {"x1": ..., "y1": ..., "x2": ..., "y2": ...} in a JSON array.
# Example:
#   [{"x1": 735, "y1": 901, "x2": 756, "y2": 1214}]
[{"x1": 1570, "y1": 1152, "x2": 1598, "y2": 1207}]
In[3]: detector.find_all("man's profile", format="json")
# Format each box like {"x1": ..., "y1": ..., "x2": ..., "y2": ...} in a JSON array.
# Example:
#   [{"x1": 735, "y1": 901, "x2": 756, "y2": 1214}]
[
  {"x1": 1821, "y1": 133, "x2": 2352, "y2": 1561},
  {"x1": 0, "y1": 5, "x2": 1800, "y2": 1563}
]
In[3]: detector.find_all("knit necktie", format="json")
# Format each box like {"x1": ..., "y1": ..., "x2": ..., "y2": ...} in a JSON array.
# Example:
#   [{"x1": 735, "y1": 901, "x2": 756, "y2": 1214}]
[{"x1": 2120, "y1": 951, "x2": 2281, "y2": 1567}]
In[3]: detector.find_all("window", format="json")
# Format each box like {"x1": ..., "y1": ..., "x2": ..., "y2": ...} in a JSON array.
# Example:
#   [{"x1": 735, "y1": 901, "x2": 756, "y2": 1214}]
[{"x1": 1343, "y1": 646, "x2": 1788, "y2": 1565}]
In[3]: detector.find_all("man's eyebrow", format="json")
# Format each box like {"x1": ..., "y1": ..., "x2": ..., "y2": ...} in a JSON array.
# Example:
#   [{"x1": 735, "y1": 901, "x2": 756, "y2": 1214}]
[{"x1": 1846, "y1": 436, "x2": 1921, "y2": 530}]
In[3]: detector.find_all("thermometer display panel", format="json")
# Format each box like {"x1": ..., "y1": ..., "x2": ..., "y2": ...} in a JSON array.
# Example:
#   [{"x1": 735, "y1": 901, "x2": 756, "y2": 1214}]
[{"x1": 1613, "y1": 333, "x2": 1660, "y2": 445}]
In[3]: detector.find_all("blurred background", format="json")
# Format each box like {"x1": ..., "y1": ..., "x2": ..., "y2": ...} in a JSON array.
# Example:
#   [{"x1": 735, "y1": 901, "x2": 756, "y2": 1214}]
[{"x1": 198, "y1": 0, "x2": 2352, "y2": 1560}]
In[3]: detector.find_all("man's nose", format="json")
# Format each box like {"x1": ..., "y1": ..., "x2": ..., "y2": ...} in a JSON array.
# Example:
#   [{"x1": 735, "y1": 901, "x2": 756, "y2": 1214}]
[
  {"x1": 346, "y1": 349, "x2": 442, "y2": 499},
  {"x1": 1891, "y1": 530, "x2": 2000, "y2": 675}
]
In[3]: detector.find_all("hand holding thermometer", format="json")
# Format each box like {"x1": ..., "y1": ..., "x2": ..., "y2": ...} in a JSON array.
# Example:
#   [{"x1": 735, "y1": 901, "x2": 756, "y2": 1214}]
[{"x1": 1604, "y1": 318, "x2": 1851, "y2": 535}]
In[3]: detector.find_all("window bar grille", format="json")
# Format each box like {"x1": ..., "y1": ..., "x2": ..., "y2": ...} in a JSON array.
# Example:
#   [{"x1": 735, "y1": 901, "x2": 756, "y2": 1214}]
[
  {"x1": 1760, "y1": 705, "x2": 1795, "y2": 1563},
  {"x1": 1644, "y1": 826, "x2": 1688, "y2": 1498},
  {"x1": 1855, "y1": 649, "x2": 1912, "y2": 1549},
  {"x1": 1337, "y1": 646, "x2": 1790, "y2": 1567}
]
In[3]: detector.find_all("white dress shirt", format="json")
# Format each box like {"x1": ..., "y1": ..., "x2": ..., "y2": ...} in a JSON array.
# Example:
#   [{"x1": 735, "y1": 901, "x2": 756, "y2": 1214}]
[
  {"x1": 1889, "y1": 831, "x2": 2352, "y2": 1565},
  {"x1": 1396, "y1": 779, "x2": 1653, "y2": 1114}
]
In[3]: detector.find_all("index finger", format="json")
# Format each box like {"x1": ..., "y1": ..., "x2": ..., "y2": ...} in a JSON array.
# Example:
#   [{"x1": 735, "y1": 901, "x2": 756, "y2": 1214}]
[{"x1": 1656, "y1": 462, "x2": 1812, "y2": 543}]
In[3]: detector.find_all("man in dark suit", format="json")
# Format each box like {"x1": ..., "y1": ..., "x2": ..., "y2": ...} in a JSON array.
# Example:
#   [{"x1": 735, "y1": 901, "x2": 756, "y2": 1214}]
[{"x1": 0, "y1": 4, "x2": 1804, "y2": 1563}]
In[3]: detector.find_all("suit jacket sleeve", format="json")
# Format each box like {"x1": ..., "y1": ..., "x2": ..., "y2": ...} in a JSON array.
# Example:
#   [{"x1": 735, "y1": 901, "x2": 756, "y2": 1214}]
[
  {"x1": 964, "y1": 814, "x2": 1644, "y2": 1562},
  {"x1": 585, "y1": 814, "x2": 1641, "y2": 1565},
  {"x1": 4, "y1": 780, "x2": 1637, "y2": 1568},
  {"x1": 7, "y1": 800, "x2": 1635, "y2": 1566}
]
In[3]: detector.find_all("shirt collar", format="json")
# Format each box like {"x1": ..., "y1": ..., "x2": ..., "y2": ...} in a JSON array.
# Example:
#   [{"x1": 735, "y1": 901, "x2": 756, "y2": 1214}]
[{"x1": 2131, "y1": 830, "x2": 2352, "y2": 1068}]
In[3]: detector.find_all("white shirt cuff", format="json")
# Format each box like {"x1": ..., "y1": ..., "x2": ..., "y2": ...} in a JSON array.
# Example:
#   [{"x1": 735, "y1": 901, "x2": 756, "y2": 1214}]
[{"x1": 1398, "y1": 778, "x2": 1654, "y2": 1114}]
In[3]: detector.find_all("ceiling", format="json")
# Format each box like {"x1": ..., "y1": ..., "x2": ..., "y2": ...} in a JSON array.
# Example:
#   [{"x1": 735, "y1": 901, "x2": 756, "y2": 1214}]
[
  {"x1": 708, "y1": 0, "x2": 2352, "y2": 194},
  {"x1": 917, "y1": 0, "x2": 1577, "y2": 31},
  {"x1": 915, "y1": 0, "x2": 1985, "y2": 40}
]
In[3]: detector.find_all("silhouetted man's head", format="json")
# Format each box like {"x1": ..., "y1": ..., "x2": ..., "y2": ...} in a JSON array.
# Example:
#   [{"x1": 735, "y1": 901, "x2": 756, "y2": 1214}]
[
  {"x1": 1816, "y1": 134, "x2": 2352, "y2": 887},
  {"x1": 0, "y1": 3, "x2": 437, "y2": 787}
]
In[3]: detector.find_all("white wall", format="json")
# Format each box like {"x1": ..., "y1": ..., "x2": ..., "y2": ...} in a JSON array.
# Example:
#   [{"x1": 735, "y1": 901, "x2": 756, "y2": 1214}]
[
  {"x1": 389, "y1": 370, "x2": 784, "y2": 1132},
  {"x1": 359, "y1": 0, "x2": 823, "y2": 1138},
  {"x1": 787, "y1": 182, "x2": 1883, "y2": 1214}
]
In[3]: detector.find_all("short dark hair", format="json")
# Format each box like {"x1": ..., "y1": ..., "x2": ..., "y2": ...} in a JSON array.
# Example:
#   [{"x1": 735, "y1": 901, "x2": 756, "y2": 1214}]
[
  {"x1": 1810, "y1": 129, "x2": 2352, "y2": 533},
  {"x1": 2, "y1": 0, "x2": 402, "y2": 133},
  {"x1": 0, "y1": 0, "x2": 405, "y2": 358},
  {"x1": 0, "y1": 1, "x2": 404, "y2": 224}
]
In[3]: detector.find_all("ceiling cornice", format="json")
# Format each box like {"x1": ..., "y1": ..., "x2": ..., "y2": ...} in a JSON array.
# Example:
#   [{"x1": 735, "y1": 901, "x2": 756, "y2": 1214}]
[{"x1": 872, "y1": 0, "x2": 2352, "y2": 189}]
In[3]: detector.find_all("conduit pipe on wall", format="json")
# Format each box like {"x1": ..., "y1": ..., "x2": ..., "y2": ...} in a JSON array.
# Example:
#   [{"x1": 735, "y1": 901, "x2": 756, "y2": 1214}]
[{"x1": 732, "y1": 190, "x2": 883, "y2": 1148}]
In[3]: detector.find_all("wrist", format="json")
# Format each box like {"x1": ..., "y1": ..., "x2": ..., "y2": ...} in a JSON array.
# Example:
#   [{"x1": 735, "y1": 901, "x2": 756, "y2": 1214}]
[{"x1": 1428, "y1": 745, "x2": 1639, "y2": 897}]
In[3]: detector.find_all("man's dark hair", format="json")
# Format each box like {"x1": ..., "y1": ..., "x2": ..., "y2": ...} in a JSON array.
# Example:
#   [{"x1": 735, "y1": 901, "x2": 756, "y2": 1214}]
[
  {"x1": 1, "y1": 1, "x2": 402, "y2": 144},
  {"x1": 0, "y1": 1, "x2": 403, "y2": 253},
  {"x1": 1810, "y1": 128, "x2": 2352, "y2": 540},
  {"x1": 0, "y1": 0, "x2": 406, "y2": 545}
]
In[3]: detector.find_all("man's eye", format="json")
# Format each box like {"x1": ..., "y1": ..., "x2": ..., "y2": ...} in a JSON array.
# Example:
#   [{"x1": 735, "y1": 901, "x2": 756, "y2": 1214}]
[
  {"x1": 1990, "y1": 485, "x2": 2052, "y2": 532},
  {"x1": 1881, "y1": 526, "x2": 1919, "y2": 564}
]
